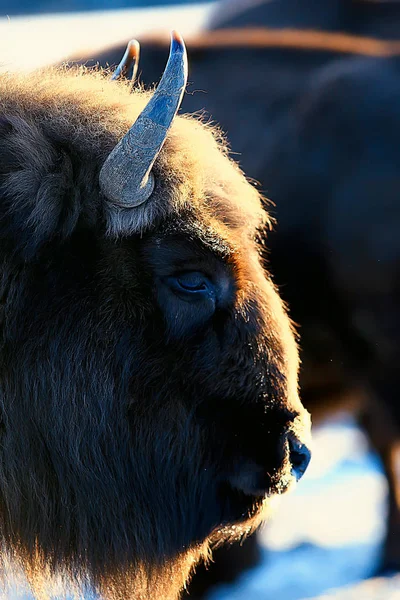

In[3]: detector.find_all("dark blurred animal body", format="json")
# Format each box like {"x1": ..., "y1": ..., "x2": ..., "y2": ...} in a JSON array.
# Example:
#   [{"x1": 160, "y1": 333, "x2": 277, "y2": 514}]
[
  {"x1": 0, "y1": 36, "x2": 311, "y2": 600},
  {"x1": 209, "y1": 0, "x2": 400, "y2": 39},
  {"x1": 76, "y1": 8, "x2": 400, "y2": 591}
]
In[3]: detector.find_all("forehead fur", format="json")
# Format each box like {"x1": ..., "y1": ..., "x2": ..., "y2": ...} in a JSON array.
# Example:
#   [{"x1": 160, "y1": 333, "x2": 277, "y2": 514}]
[{"x1": 0, "y1": 67, "x2": 267, "y2": 235}]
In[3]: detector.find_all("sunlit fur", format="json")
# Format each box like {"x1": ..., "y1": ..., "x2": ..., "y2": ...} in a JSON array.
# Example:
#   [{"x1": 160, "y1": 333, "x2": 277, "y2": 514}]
[{"x1": 0, "y1": 69, "x2": 308, "y2": 599}]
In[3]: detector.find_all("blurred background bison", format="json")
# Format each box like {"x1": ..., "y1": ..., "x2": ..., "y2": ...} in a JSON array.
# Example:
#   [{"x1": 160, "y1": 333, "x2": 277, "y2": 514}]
[{"x1": 0, "y1": 32, "x2": 311, "y2": 600}]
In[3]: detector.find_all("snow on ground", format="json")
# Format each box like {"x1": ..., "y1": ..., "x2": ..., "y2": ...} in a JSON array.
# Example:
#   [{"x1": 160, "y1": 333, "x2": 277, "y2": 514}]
[{"x1": 312, "y1": 575, "x2": 400, "y2": 600}]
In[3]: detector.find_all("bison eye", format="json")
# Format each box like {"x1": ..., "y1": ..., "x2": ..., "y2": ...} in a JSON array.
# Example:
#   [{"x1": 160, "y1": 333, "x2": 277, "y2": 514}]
[{"x1": 168, "y1": 271, "x2": 216, "y2": 302}]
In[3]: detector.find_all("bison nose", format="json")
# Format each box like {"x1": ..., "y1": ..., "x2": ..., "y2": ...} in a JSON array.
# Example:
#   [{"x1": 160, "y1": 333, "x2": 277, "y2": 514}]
[{"x1": 288, "y1": 433, "x2": 311, "y2": 481}]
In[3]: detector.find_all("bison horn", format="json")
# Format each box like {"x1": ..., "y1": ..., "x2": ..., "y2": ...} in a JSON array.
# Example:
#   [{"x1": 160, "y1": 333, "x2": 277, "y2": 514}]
[
  {"x1": 99, "y1": 30, "x2": 188, "y2": 208},
  {"x1": 111, "y1": 39, "x2": 140, "y2": 83}
]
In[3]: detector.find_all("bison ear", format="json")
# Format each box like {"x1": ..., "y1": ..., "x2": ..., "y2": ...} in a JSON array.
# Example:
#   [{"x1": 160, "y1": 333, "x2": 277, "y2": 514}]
[{"x1": 0, "y1": 115, "x2": 80, "y2": 259}]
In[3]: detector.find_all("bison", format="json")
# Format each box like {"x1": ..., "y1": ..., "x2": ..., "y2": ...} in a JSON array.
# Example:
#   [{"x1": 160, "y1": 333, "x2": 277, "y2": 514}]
[
  {"x1": 0, "y1": 33, "x2": 311, "y2": 599},
  {"x1": 74, "y1": 16, "x2": 400, "y2": 595}
]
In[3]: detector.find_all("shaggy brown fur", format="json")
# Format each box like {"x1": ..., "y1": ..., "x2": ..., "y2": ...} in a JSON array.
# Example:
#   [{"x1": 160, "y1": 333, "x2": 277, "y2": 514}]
[
  {"x1": 0, "y1": 68, "x2": 310, "y2": 599},
  {"x1": 1, "y1": 69, "x2": 273, "y2": 248}
]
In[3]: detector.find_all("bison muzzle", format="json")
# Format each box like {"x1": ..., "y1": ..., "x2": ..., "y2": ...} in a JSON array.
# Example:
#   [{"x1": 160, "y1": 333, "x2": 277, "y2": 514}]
[{"x1": 0, "y1": 33, "x2": 311, "y2": 600}]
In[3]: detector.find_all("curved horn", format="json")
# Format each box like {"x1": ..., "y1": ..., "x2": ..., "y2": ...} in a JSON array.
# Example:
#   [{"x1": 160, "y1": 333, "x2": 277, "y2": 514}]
[
  {"x1": 111, "y1": 39, "x2": 140, "y2": 83},
  {"x1": 99, "y1": 31, "x2": 188, "y2": 208}
]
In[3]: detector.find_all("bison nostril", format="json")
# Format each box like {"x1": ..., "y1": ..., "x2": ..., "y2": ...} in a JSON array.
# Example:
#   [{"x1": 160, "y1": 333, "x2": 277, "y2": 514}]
[{"x1": 288, "y1": 434, "x2": 311, "y2": 481}]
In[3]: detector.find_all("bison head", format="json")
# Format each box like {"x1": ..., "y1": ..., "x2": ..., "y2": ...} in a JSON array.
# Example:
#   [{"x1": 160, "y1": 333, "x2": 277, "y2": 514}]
[{"x1": 0, "y1": 33, "x2": 311, "y2": 599}]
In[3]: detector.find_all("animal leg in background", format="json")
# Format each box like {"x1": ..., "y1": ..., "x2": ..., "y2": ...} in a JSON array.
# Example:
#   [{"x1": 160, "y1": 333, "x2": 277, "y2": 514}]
[{"x1": 361, "y1": 390, "x2": 400, "y2": 572}]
